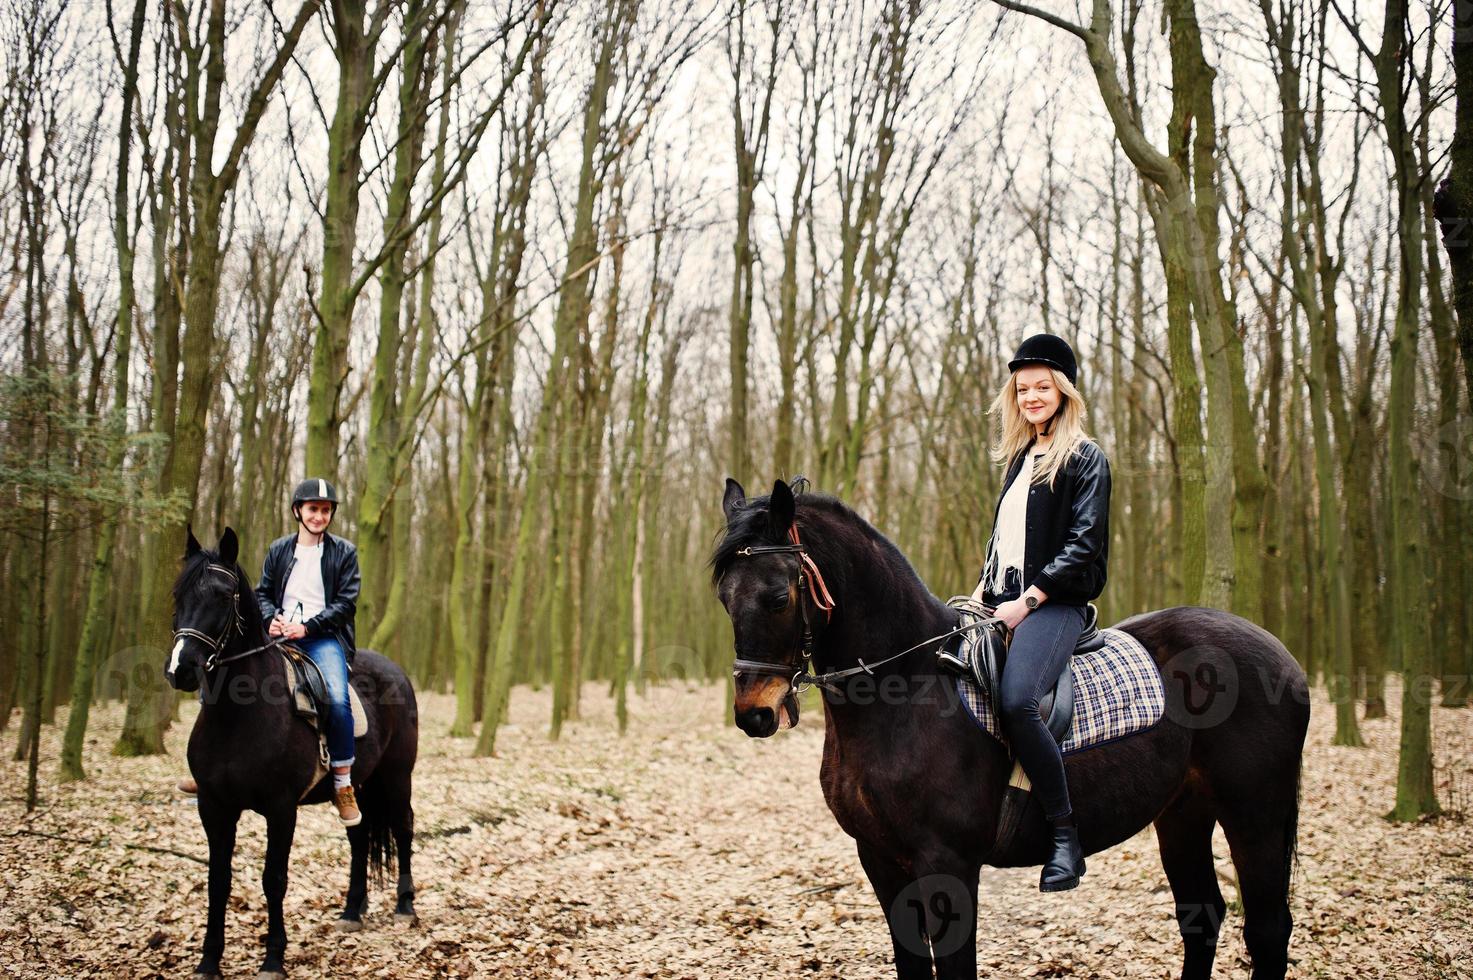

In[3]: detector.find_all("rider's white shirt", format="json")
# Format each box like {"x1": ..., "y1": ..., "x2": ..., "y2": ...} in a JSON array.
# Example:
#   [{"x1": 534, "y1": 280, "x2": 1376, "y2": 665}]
[
  {"x1": 983, "y1": 451, "x2": 1039, "y2": 598},
  {"x1": 282, "y1": 540, "x2": 327, "y2": 624}
]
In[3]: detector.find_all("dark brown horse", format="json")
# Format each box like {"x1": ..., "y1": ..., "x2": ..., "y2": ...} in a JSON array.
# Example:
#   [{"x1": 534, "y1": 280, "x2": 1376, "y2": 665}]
[
  {"x1": 713, "y1": 480, "x2": 1309, "y2": 980},
  {"x1": 165, "y1": 528, "x2": 419, "y2": 979}
]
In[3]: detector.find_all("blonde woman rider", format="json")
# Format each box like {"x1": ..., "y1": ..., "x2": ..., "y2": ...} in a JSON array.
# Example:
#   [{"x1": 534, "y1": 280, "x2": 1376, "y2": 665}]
[{"x1": 937, "y1": 333, "x2": 1111, "y2": 892}]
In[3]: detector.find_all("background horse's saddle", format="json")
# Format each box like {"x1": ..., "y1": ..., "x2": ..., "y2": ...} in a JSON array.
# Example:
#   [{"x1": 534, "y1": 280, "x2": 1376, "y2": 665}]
[
  {"x1": 944, "y1": 597, "x2": 1104, "y2": 744},
  {"x1": 280, "y1": 647, "x2": 368, "y2": 739}
]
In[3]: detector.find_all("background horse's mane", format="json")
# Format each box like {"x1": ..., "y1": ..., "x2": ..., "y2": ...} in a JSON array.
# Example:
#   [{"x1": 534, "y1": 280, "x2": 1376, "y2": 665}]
[
  {"x1": 709, "y1": 489, "x2": 938, "y2": 611},
  {"x1": 173, "y1": 545, "x2": 265, "y2": 638}
]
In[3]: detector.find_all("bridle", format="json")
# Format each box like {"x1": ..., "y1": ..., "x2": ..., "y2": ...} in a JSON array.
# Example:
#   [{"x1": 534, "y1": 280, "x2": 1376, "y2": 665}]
[
  {"x1": 174, "y1": 562, "x2": 283, "y2": 672},
  {"x1": 729, "y1": 524, "x2": 996, "y2": 695},
  {"x1": 729, "y1": 524, "x2": 835, "y2": 690}
]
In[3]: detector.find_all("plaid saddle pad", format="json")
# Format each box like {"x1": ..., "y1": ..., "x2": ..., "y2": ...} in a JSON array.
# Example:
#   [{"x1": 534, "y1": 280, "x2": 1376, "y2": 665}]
[{"x1": 955, "y1": 627, "x2": 1165, "y2": 755}]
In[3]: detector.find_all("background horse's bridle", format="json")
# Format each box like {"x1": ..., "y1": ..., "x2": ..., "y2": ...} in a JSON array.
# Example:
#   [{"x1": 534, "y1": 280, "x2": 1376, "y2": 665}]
[
  {"x1": 175, "y1": 563, "x2": 282, "y2": 671},
  {"x1": 730, "y1": 525, "x2": 996, "y2": 694}
]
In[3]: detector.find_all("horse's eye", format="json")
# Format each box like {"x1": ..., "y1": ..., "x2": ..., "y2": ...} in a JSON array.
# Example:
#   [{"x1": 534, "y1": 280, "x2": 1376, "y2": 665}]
[{"x1": 764, "y1": 589, "x2": 791, "y2": 611}]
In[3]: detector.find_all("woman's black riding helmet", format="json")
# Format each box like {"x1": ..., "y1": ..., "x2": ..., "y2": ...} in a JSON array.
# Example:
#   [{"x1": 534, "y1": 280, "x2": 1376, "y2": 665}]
[
  {"x1": 1008, "y1": 333, "x2": 1078, "y2": 386},
  {"x1": 291, "y1": 478, "x2": 339, "y2": 526}
]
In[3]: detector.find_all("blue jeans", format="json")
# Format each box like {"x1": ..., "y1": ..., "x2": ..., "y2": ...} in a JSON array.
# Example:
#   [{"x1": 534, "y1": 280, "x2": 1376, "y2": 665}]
[
  {"x1": 996, "y1": 602, "x2": 1087, "y2": 821},
  {"x1": 298, "y1": 637, "x2": 355, "y2": 768}
]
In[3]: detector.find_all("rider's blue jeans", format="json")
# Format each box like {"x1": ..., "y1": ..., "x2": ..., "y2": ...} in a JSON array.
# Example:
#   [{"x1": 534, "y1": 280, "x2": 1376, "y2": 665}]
[
  {"x1": 996, "y1": 602, "x2": 1087, "y2": 821},
  {"x1": 298, "y1": 636, "x2": 355, "y2": 768}
]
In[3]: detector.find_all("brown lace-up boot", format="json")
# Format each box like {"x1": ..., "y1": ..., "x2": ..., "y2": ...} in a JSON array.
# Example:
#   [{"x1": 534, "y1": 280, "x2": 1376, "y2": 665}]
[{"x1": 334, "y1": 784, "x2": 363, "y2": 827}]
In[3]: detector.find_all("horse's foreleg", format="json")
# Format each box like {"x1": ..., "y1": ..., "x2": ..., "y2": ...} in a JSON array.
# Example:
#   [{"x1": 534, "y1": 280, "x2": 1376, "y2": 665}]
[
  {"x1": 258, "y1": 808, "x2": 298, "y2": 978},
  {"x1": 196, "y1": 798, "x2": 240, "y2": 979},
  {"x1": 858, "y1": 844, "x2": 979, "y2": 980},
  {"x1": 336, "y1": 821, "x2": 370, "y2": 931},
  {"x1": 858, "y1": 844, "x2": 935, "y2": 979},
  {"x1": 914, "y1": 854, "x2": 979, "y2": 980}
]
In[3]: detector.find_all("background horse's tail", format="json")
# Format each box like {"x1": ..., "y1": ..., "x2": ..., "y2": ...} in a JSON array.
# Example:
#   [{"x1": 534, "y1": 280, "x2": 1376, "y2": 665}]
[{"x1": 364, "y1": 795, "x2": 396, "y2": 884}]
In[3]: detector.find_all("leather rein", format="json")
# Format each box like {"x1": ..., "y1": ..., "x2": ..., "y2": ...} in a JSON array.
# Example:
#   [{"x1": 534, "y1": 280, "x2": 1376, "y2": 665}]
[
  {"x1": 176, "y1": 562, "x2": 285, "y2": 672},
  {"x1": 730, "y1": 525, "x2": 998, "y2": 695}
]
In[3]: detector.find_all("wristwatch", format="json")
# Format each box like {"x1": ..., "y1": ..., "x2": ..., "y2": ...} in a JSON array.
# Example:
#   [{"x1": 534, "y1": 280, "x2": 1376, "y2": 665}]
[{"x1": 1024, "y1": 594, "x2": 1040, "y2": 610}]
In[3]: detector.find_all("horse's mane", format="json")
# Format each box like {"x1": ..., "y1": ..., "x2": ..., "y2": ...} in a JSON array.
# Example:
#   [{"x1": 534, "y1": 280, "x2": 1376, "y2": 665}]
[
  {"x1": 173, "y1": 547, "x2": 265, "y2": 638},
  {"x1": 709, "y1": 490, "x2": 934, "y2": 610}
]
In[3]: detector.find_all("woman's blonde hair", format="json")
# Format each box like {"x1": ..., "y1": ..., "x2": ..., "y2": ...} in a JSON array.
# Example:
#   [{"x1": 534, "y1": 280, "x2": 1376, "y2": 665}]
[{"x1": 987, "y1": 366, "x2": 1091, "y2": 489}]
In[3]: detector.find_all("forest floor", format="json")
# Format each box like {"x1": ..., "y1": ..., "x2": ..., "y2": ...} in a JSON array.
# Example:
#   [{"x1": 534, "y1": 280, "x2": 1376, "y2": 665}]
[{"x1": 1, "y1": 676, "x2": 1470, "y2": 978}]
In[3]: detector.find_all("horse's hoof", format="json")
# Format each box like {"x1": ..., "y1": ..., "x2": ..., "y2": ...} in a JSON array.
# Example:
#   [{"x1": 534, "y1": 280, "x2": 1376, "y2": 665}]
[
  {"x1": 192, "y1": 975, "x2": 222, "y2": 980},
  {"x1": 393, "y1": 911, "x2": 418, "y2": 925},
  {"x1": 333, "y1": 917, "x2": 364, "y2": 933},
  {"x1": 256, "y1": 972, "x2": 287, "y2": 980}
]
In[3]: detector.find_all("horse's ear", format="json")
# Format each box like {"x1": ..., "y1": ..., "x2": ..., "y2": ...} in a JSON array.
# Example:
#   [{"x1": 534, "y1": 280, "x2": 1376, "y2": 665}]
[
  {"x1": 722, "y1": 478, "x2": 746, "y2": 520},
  {"x1": 769, "y1": 479, "x2": 795, "y2": 537},
  {"x1": 186, "y1": 524, "x2": 202, "y2": 556},
  {"x1": 218, "y1": 527, "x2": 239, "y2": 566}
]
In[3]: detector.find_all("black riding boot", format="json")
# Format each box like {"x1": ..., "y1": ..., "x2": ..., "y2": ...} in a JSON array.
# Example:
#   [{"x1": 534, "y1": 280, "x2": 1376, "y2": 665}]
[{"x1": 1039, "y1": 813, "x2": 1085, "y2": 892}]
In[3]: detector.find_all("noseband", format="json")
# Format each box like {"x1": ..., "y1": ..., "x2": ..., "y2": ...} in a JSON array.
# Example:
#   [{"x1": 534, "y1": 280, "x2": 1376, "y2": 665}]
[
  {"x1": 175, "y1": 562, "x2": 282, "y2": 671},
  {"x1": 729, "y1": 524, "x2": 997, "y2": 696}
]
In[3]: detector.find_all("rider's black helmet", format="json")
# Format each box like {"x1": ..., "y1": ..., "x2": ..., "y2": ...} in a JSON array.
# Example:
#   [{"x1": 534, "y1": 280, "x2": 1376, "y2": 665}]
[
  {"x1": 1008, "y1": 334, "x2": 1078, "y2": 386},
  {"x1": 291, "y1": 478, "x2": 339, "y2": 517}
]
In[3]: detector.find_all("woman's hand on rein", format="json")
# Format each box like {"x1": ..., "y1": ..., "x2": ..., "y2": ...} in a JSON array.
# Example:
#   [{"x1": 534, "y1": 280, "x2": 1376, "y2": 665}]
[{"x1": 994, "y1": 597, "x2": 1030, "y2": 631}]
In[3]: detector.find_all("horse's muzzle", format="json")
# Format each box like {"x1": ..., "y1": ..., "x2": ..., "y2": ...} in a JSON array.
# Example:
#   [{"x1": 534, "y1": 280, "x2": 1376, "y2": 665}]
[
  {"x1": 165, "y1": 652, "x2": 202, "y2": 693},
  {"x1": 736, "y1": 705, "x2": 778, "y2": 737},
  {"x1": 166, "y1": 664, "x2": 201, "y2": 692},
  {"x1": 735, "y1": 690, "x2": 799, "y2": 738}
]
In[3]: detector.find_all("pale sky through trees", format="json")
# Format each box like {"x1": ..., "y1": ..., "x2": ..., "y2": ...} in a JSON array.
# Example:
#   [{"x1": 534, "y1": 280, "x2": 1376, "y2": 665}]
[{"x1": 5, "y1": 0, "x2": 1449, "y2": 488}]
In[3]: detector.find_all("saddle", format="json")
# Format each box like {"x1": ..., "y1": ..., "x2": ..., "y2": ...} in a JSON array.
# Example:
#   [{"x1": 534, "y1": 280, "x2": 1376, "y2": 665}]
[
  {"x1": 942, "y1": 596, "x2": 1103, "y2": 744},
  {"x1": 279, "y1": 647, "x2": 368, "y2": 798},
  {"x1": 943, "y1": 598, "x2": 1158, "y2": 860}
]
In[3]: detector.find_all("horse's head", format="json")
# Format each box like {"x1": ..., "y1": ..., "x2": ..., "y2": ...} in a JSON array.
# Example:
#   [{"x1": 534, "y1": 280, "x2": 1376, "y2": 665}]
[
  {"x1": 711, "y1": 478, "x2": 825, "y2": 738},
  {"x1": 166, "y1": 526, "x2": 246, "y2": 693}
]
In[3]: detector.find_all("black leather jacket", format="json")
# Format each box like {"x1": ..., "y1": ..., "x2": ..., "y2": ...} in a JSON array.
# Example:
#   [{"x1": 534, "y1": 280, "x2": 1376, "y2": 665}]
[
  {"x1": 980, "y1": 437, "x2": 1111, "y2": 607},
  {"x1": 255, "y1": 532, "x2": 359, "y2": 661}
]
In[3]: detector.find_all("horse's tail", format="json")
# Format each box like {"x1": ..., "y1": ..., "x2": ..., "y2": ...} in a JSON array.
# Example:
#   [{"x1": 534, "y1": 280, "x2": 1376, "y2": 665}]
[
  {"x1": 1284, "y1": 749, "x2": 1302, "y2": 899},
  {"x1": 363, "y1": 793, "x2": 396, "y2": 885}
]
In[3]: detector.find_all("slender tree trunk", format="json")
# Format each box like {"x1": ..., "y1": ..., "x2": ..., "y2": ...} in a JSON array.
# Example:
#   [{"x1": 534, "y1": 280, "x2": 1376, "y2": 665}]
[
  {"x1": 1377, "y1": 0, "x2": 1438, "y2": 820},
  {"x1": 358, "y1": 0, "x2": 436, "y2": 637},
  {"x1": 306, "y1": 0, "x2": 377, "y2": 476},
  {"x1": 726, "y1": 0, "x2": 779, "y2": 487},
  {"x1": 478, "y1": 6, "x2": 625, "y2": 753},
  {"x1": 24, "y1": 418, "x2": 52, "y2": 810},
  {"x1": 1434, "y1": 0, "x2": 1473, "y2": 411},
  {"x1": 63, "y1": 148, "x2": 145, "y2": 767}
]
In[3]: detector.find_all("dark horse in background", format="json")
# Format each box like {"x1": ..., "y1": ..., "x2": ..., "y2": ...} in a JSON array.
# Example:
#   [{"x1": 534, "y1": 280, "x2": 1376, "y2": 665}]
[
  {"x1": 713, "y1": 480, "x2": 1309, "y2": 980},
  {"x1": 166, "y1": 528, "x2": 419, "y2": 979}
]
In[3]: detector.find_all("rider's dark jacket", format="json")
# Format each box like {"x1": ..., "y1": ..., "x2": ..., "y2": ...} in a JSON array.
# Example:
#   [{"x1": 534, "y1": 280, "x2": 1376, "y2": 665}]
[
  {"x1": 255, "y1": 532, "x2": 360, "y2": 662},
  {"x1": 980, "y1": 436, "x2": 1111, "y2": 607}
]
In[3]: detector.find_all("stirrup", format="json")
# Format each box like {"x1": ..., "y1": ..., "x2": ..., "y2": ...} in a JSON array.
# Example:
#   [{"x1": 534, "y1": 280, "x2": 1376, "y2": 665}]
[{"x1": 936, "y1": 634, "x2": 971, "y2": 676}]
